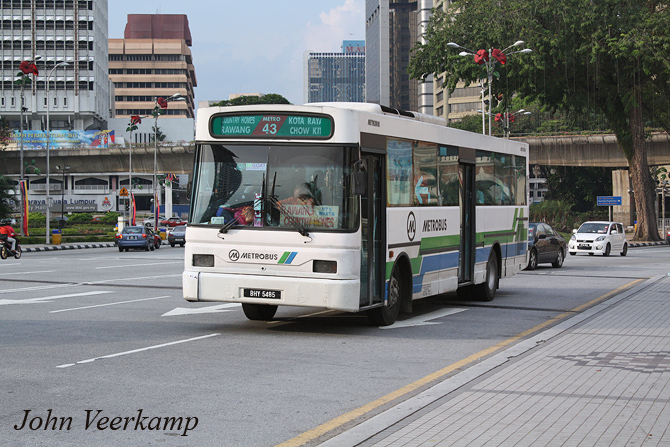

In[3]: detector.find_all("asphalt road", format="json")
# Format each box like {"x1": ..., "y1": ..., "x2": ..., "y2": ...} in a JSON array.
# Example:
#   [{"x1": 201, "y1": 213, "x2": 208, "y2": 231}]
[{"x1": 2, "y1": 245, "x2": 669, "y2": 447}]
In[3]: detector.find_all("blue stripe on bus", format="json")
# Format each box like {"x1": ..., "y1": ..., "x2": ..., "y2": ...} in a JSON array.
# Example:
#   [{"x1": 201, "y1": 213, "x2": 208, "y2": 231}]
[{"x1": 286, "y1": 252, "x2": 297, "y2": 264}]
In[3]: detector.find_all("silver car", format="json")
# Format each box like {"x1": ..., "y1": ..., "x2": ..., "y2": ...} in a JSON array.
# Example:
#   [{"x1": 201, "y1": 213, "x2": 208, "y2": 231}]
[{"x1": 568, "y1": 221, "x2": 628, "y2": 256}]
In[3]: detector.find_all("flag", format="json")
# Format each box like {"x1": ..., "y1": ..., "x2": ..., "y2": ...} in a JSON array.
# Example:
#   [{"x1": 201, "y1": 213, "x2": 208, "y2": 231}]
[
  {"x1": 131, "y1": 193, "x2": 136, "y2": 226},
  {"x1": 20, "y1": 180, "x2": 29, "y2": 236}
]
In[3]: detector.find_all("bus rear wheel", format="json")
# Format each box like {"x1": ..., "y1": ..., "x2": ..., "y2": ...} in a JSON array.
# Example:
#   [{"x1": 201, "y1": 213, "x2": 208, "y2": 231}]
[
  {"x1": 367, "y1": 266, "x2": 402, "y2": 326},
  {"x1": 474, "y1": 252, "x2": 498, "y2": 302},
  {"x1": 242, "y1": 303, "x2": 278, "y2": 321}
]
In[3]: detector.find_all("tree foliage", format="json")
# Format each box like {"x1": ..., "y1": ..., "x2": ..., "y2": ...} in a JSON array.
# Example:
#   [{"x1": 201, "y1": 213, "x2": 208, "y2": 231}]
[
  {"x1": 410, "y1": 0, "x2": 670, "y2": 240},
  {"x1": 212, "y1": 93, "x2": 291, "y2": 107}
]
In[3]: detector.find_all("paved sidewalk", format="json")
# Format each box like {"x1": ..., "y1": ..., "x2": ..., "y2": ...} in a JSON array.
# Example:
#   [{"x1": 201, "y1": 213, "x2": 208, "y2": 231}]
[{"x1": 323, "y1": 274, "x2": 670, "y2": 446}]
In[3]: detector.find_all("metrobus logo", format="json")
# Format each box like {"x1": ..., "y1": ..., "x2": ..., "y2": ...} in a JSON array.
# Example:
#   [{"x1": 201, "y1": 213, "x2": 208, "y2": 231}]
[
  {"x1": 407, "y1": 212, "x2": 416, "y2": 241},
  {"x1": 228, "y1": 249, "x2": 279, "y2": 262}
]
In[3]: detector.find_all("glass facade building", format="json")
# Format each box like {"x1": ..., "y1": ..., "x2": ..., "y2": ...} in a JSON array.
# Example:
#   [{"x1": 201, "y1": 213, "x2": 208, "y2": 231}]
[{"x1": 304, "y1": 43, "x2": 365, "y2": 104}]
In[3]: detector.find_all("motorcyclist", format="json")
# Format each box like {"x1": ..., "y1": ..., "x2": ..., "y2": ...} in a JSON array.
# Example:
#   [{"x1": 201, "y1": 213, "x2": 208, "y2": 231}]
[{"x1": 0, "y1": 222, "x2": 17, "y2": 254}]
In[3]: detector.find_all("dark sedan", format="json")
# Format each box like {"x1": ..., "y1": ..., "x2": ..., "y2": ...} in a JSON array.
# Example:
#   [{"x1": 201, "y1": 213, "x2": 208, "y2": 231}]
[
  {"x1": 526, "y1": 222, "x2": 567, "y2": 270},
  {"x1": 168, "y1": 225, "x2": 186, "y2": 247},
  {"x1": 116, "y1": 226, "x2": 155, "y2": 252}
]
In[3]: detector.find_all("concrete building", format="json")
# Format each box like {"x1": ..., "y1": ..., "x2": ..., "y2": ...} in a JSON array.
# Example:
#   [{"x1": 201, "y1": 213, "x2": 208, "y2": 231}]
[
  {"x1": 303, "y1": 41, "x2": 365, "y2": 104},
  {"x1": 108, "y1": 14, "x2": 196, "y2": 125},
  {"x1": 0, "y1": 0, "x2": 111, "y2": 132},
  {"x1": 365, "y1": 0, "x2": 433, "y2": 113}
]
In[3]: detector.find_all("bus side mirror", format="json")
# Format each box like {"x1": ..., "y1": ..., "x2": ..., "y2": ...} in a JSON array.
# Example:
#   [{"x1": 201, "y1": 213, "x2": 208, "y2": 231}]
[{"x1": 353, "y1": 171, "x2": 367, "y2": 195}]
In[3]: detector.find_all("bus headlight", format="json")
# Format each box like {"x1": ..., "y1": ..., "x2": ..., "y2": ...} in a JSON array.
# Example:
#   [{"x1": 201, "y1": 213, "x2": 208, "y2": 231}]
[
  {"x1": 193, "y1": 254, "x2": 215, "y2": 267},
  {"x1": 313, "y1": 260, "x2": 337, "y2": 274}
]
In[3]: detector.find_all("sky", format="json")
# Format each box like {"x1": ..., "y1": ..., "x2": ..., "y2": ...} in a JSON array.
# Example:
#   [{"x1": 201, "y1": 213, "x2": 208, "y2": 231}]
[{"x1": 108, "y1": 0, "x2": 366, "y2": 106}]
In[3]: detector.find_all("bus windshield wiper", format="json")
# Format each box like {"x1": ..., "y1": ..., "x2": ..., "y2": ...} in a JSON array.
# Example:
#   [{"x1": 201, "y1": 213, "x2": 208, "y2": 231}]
[{"x1": 218, "y1": 216, "x2": 240, "y2": 234}]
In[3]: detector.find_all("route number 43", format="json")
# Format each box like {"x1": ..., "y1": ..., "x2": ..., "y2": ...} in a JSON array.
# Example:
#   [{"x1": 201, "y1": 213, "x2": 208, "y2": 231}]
[{"x1": 262, "y1": 123, "x2": 278, "y2": 134}]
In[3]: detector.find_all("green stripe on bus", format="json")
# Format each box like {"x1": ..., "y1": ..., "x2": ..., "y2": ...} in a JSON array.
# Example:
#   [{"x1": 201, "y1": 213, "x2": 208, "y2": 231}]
[{"x1": 278, "y1": 252, "x2": 290, "y2": 264}]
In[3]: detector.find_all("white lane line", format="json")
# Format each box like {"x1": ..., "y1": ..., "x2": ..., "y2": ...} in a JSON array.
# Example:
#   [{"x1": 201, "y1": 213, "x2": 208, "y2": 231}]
[
  {"x1": 56, "y1": 333, "x2": 221, "y2": 368},
  {"x1": 50, "y1": 295, "x2": 171, "y2": 313},
  {"x1": 0, "y1": 291, "x2": 112, "y2": 306},
  {"x1": 162, "y1": 303, "x2": 240, "y2": 316},
  {"x1": 0, "y1": 274, "x2": 180, "y2": 295},
  {"x1": 96, "y1": 261, "x2": 182, "y2": 270},
  {"x1": 0, "y1": 270, "x2": 55, "y2": 276},
  {"x1": 380, "y1": 307, "x2": 468, "y2": 329}
]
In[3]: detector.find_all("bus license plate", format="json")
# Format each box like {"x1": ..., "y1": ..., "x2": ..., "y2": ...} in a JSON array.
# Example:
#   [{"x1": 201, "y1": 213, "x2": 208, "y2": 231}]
[{"x1": 244, "y1": 288, "x2": 281, "y2": 299}]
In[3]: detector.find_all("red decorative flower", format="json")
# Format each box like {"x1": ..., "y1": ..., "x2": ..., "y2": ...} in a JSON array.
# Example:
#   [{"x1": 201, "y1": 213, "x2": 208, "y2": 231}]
[
  {"x1": 495, "y1": 113, "x2": 503, "y2": 122},
  {"x1": 474, "y1": 49, "x2": 489, "y2": 65},
  {"x1": 491, "y1": 49, "x2": 507, "y2": 65},
  {"x1": 130, "y1": 115, "x2": 142, "y2": 125},
  {"x1": 19, "y1": 61, "x2": 39, "y2": 76},
  {"x1": 509, "y1": 115, "x2": 515, "y2": 123},
  {"x1": 157, "y1": 97, "x2": 168, "y2": 109}
]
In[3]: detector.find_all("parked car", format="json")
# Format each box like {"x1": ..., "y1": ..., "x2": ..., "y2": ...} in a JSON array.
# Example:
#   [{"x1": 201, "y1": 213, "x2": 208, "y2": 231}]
[
  {"x1": 568, "y1": 221, "x2": 628, "y2": 256},
  {"x1": 168, "y1": 225, "x2": 186, "y2": 247},
  {"x1": 161, "y1": 216, "x2": 187, "y2": 227},
  {"x1": 115, "y1": 226, "x2": 155, "y2": 252},
  {"x1": 526, "y1": 222, "x2": 567, "y2": 270}
]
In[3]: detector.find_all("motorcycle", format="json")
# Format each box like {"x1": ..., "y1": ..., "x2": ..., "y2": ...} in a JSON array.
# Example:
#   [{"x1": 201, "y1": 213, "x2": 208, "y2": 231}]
[{"x1": 0, "y1": 238, "x2": 21, "y2": 259}]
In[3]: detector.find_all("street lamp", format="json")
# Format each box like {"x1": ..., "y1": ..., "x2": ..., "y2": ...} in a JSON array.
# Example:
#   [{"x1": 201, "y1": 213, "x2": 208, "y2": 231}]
[
  {"x1": 447, "y1": 41, "x2": 531, "y2": 136},
  {"x1": 15, "y1": 55, "x2": 41, "y2": 236},
  {"x1": 55, "y1": 165, "x2": 70, "y2": 228},
  {"x1": 45, "y1": 60, "x2": 70, "y2": 244},
  {"x1": 502, "y1": 109, "x2": 531, "y2": 138},
  {"x1": 153, "y1": 93, "x2": 185, "y2": 229}
]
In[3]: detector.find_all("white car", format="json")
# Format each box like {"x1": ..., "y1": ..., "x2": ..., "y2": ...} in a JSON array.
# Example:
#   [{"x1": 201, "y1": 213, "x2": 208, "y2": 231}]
[{"x1": 568, "y1": 221, "x2": 628, "y2": 256}]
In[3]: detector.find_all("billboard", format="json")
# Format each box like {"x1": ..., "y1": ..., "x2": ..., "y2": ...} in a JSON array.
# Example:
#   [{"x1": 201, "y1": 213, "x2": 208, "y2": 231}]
[{"x1": 10, "y1": 130, "x2": 115, "y2": 149}]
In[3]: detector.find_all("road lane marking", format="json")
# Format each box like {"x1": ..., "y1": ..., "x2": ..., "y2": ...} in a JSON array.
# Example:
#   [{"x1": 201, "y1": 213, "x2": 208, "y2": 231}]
[
  {"x1": 276, "y1": 279, "x2": 645, "y2": 447},
  {"x1": 162, "y1": 303, "x2": 240, "y2": 316},
  {"x1": 56, "y1": 333, "x2": 221, "y2": 368},
  {"x1": 0, "y1": 270, "x2": 55, "y2": 276},
  {"x1": 51, "y1": 295, "x2": 171, "y2": 313},
  {"x1": 96, "y1": 261, "x2": 182, "y2": 270},
  {"x1": 380, "y1": 308, "x2": 467, "y2": 329},
  {"x1": 0, "y1": 291, "x2": 112, "y2": 306},
  {"x1": 0, "y1": 274, "x2": 180, "y2": 294}
]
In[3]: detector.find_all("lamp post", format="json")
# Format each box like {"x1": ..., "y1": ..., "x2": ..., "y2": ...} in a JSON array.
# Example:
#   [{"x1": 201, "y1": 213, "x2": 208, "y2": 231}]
[
  {"x1": 152, "y1": 93, "x2": 185, "y2": 229},
  {"x1": 55, "y1": 165, "x2": 70, "y2": 227},
  {"x1": 502, "y1": 109, "x2": 531, "y2": 138},
  {"x1": 15, "y1": 55, "x2": 41, "y2": 236},
  {"x1": 447, "y1": 41, "x2": 531, "y2": 136},
  {"x1": 45, "y1": 60, "x2": 70, "y2": 244}
]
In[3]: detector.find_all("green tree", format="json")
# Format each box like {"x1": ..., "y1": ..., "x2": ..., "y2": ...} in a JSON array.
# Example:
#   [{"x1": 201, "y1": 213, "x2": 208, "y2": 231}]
[
  {"x1": 212, "y1": 93, "x2": 291, "y2": 107},
  {"x1": 410, "y1": 0, "x2": 670, "y2": 241},
  {"x1": 544, "y1": 166, "x2": 615, "y2": 213}
]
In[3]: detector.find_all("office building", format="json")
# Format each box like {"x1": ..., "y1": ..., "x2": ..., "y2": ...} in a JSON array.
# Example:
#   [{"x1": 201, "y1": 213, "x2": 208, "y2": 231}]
[
  {"x1": 108, "y1": 14, "x2": 196, "y2": 122},
  {"x1": 365, "y1": 0, "x2": 433, "y2": 113},
  {"x1": 0, "y1": 0, "x2": 111, "y2": 132},
  {"x1": 304, "y1": 41, "x2": 365, "y2": 104}
]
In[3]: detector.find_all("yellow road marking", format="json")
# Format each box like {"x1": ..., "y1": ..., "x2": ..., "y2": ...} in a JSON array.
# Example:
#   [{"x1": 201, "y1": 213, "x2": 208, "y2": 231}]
[{"x1": 275, "y1": 279, "x2": 644, "y2": 447}]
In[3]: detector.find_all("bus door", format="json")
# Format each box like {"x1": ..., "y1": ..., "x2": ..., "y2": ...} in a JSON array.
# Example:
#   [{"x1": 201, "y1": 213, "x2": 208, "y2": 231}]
[
  {"x1": 459, "y1": 159, "x2": 476, "y2": 283},
  {"x1": 359, "y1": 153, "x2": 385, "y2": 307}
]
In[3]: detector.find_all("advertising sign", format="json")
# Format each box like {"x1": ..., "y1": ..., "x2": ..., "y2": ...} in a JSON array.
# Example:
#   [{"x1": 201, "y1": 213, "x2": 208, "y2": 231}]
[{"x1": 10, "y1": 130, "x2": 115, "y2": 149}]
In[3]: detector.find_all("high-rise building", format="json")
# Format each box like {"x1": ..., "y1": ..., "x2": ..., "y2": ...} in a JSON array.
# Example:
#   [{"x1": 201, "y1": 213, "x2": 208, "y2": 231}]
[
  {"x1": 365, "y1": 0, "x2": 433, "y2": 113},
  {"x1": 0, "y1": 0, "x2": 111, "y2": 131},
  {"x1": 108, "y1": 14, "x2": 196, "y2": 120},
  {"x1": 304, "y1": 41, "x2": 365, "y2": 104}
]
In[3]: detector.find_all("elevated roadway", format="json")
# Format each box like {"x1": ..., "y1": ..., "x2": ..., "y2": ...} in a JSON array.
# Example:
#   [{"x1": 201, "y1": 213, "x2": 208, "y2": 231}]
[{"x1": 2, "y1": 133, "x2": 669, "y2": 177}]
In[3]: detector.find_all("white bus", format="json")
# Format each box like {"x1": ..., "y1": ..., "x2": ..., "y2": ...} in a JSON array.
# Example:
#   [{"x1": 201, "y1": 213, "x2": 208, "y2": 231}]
[{"x1": 183, "y1": 103, "x2": 528, "y2": 326}]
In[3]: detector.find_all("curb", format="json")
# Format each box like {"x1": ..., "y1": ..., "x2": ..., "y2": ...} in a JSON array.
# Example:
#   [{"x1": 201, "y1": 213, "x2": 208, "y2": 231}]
[
  {"x1": 24, "y1": 243, "x2": 117, "y2": 253},
  {"x1": 629, "y1": 241, "x2": 669, "y2": 248}
]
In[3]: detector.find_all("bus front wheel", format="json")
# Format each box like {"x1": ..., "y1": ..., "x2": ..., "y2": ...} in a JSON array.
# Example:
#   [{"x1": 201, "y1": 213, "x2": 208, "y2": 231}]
[
  {"x1": 242, "y1": 303, "x2": 278, "y2": 321},
  {"x1": 367, "y1": 266, "x2": 402, "y2": 326}
]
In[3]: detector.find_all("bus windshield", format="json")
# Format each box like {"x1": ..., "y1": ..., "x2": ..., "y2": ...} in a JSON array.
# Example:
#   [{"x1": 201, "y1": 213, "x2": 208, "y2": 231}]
[{"x1": 190, "y1": 143, "x2": 359, "y2": 231}]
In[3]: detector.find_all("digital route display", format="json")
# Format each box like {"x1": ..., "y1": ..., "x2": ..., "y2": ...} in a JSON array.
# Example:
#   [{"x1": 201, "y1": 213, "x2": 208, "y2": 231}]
[{"x1": 210, "y1": 113, "x2": 333, "y2": 139}]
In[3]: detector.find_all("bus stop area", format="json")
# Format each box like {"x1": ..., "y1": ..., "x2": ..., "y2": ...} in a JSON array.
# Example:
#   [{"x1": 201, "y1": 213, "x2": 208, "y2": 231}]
[{"x1": 320, "y1": 273, "x2": 670, "y2": 447}]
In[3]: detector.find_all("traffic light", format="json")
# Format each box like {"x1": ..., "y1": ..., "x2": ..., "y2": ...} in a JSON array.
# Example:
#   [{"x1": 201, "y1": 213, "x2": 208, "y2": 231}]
[{"x1": 125, "y1": 200, "x2": 130, "y2": 213}]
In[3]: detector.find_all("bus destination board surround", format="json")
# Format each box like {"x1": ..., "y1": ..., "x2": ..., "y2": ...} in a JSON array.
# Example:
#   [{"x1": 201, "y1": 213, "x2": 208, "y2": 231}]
[{"x1": 211, "y1": 114, "x2": 333, "y2": 139}]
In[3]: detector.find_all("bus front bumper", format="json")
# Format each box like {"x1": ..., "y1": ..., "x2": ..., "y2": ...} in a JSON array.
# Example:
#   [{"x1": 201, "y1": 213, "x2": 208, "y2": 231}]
[{"x1": 183, "y1": 270, "x2": 361, "y2": 312}]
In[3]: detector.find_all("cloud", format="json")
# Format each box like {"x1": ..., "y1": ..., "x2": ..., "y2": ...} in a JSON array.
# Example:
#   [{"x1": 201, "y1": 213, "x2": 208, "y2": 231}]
[{"x1": 304, "y1": 0, "x2": 365, "y2": 52}]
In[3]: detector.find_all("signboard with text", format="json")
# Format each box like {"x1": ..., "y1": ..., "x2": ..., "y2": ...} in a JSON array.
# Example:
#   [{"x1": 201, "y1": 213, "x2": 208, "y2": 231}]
[
  {"x1": 597, "y1": 196, "x2": 622, "y2": 206},
  {"x1": 210, "y1": 114, "x2": 333, "y2": 139},
  {"x1": 10, "y1": 130, "x2": 115, "y2": 149}
]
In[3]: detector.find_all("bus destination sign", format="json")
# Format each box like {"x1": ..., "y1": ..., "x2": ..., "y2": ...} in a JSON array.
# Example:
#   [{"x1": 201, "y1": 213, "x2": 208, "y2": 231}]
[{"x1": 211, "y1": 114, "x2": 333, "y2": 139}]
